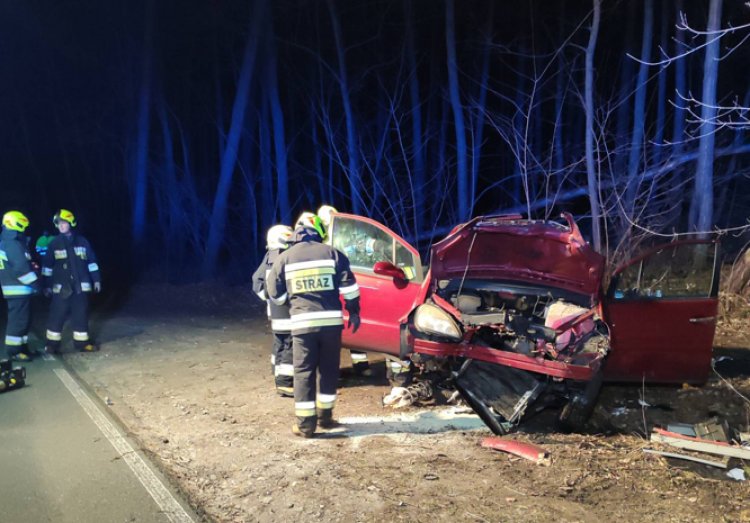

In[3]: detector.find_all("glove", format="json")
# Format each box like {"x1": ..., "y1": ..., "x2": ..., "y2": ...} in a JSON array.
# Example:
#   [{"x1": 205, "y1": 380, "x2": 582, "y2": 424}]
[
  {"x1": 43, "y1": 288, "x2": 52, "y2": 298},
  {"x1": 348, "y1": 313, "x2": 361, "y2": 334},
  {"x1": 94, "y1": 282, "x2": 102, "y2": 293}
]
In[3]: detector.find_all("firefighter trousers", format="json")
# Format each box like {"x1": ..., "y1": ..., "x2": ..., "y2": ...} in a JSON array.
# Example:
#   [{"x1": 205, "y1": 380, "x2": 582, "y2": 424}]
[
  {"x1": 272, "y1": 331, "x2": 293, "y2": 392},
  {"x1": 46, "y1": 292, "x2": 90, "y2": 351},
  {"x1": 292, "y1": 327, "x2": 342, "y2": 433},
  {"x1": 4, "y1": 297, "x2": 31, "y2": 358}
]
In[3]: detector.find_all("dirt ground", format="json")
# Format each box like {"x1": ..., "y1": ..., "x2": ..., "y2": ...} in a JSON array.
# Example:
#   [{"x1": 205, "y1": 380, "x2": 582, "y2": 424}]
[{"x1": 59, "y1": 284, "x2": 750, "y2": 523}]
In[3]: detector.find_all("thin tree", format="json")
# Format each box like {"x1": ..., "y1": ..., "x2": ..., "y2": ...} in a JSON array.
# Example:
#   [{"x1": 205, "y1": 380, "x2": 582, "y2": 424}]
[
  {"x1": 202, "y1": 2, "x2": 264, "y2": 277},
  {"x1": 584, "y1": 0, "x2": 602, "y2": 252}
]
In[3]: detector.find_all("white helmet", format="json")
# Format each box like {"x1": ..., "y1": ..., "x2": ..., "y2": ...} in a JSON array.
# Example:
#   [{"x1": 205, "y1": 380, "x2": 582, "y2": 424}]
[
  {"x1": 317, "y1": 205, "x2": 338, "y2": 227},
  {"x1": 295, "y1": 211, "x2": 316, "y2": 229},
  {"x1": 266, "y1": 225, "x2": 293, "y2": 250}
]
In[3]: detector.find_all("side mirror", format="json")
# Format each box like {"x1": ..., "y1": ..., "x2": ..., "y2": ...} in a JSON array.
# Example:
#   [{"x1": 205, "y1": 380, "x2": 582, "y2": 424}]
[{"x1": 373, "y1": 261, "x2": 407, "y2": 281}]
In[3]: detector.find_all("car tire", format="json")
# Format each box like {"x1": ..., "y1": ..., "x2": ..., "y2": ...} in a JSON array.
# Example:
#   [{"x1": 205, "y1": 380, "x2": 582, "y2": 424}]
[{"x1": 556, "y1": 370, "x2": 603, "y2": 433}]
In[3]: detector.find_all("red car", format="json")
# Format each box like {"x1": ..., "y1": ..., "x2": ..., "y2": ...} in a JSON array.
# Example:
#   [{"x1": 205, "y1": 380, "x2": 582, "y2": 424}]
[{"x1": 329, "y1": 212, "x2": 720, "y2": 433}]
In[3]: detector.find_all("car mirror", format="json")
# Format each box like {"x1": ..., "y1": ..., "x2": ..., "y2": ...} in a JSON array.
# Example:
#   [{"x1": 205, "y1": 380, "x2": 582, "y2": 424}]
[{"x1": 373, "y1": 261, "x2": 406, "y2": 281}]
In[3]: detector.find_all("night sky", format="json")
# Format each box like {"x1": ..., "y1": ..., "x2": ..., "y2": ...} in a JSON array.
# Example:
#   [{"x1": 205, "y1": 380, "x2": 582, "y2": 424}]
[{"x1": 1, "y1": 1, "x2": 748, "y2": 282}]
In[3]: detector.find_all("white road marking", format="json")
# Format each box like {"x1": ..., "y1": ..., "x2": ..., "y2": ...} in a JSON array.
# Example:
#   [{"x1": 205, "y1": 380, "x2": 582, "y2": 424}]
[{"x1": 54, "y1": 369, "x2": 193, "y2": 523}]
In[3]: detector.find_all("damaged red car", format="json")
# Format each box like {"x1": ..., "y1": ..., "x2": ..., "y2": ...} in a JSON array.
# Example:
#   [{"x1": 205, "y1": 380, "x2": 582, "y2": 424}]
[{"x1": 329, "y1": 212, "x2": 720, "y2": 434}]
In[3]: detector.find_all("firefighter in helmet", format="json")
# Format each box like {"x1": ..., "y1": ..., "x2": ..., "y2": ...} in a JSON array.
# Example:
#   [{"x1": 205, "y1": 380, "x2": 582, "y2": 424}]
[
  {"x1": 316, "y1": 205, "x2": 372, "y2": 378},
  {"x1": 41, "y1": 209, "x2": 102, "y2": 353},
  {"x1": 1, "y1": 211, "x2": 39, "y2": 361},
  {"x1": 253, "y1": 224, "x2": 294, "y2": 396},
  {"x1": 266, "y1": 216, "x2": 360, "y2": 438}
]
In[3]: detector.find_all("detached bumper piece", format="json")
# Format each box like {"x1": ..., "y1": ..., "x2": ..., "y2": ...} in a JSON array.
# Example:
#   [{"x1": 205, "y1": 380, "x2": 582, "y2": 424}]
[
  {"x1": 0, "y1": 359, "x2": 26, "y2": 393},
  {"x1": 454, "y1": 359, "x2": 544, "y2": 435}
]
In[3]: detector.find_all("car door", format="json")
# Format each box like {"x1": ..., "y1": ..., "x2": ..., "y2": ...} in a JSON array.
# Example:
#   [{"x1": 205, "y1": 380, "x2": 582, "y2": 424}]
[
  {"x1": 602, "y1": 241, "x2": 720, "y2": 384},
  {"x1": 328, "y1": 213, "x2": 424, "y2": 356}
]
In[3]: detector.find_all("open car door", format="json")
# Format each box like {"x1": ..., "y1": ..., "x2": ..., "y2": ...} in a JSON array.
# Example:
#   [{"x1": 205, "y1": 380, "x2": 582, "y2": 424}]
[
  {"x1": 602, "y1": 241, "x2": 720, "y2": 384},
  {"x1": 328, "y1": 213, "x2": 425, "y2": 356}
]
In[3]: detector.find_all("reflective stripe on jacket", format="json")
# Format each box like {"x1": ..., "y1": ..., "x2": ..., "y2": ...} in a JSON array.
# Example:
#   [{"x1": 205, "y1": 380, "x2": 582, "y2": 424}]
[
  {"x1": 41, "y1": 233, "x2": 100, "y2": 295},
  {"x1": 0, "y1": 229, "x2": 38, "y2": 299},
  {"x1": 266, "y1": 226, "x2": 360, "y2": 335}
]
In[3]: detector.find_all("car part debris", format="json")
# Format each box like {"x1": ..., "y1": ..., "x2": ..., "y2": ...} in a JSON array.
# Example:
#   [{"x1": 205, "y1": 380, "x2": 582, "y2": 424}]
[
  {"x1": 454, "y1": 359, "x2": 544, "y2": 435},
  {"x1": 651, "y1": 428, "x2": 750, "y2": 460},
  {"x1": 642, "y1": 448, "x2": 729, "y2": 469},
  {"x1": 480, "y1": 436, "x2": 550, "y2": 465},
  {"x1": 382, "y1": 381, "x2": 433, "y2": 409},
  {"x1": 0, "y1": 359, "x2": 26, "y2": 393},
  {"x1": 726, "y1": 468, "x2": 747, "y2": 481}
]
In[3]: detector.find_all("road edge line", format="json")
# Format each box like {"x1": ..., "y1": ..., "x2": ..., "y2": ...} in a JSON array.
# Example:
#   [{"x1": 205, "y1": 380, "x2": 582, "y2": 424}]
[{"x1": 54, "y1": 368, "x2": 194, "y2": 523}]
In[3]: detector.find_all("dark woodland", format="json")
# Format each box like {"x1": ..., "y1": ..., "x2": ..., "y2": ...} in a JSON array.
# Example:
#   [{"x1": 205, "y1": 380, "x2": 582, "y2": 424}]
[{"x1": 2, "y1": 0, "x2": 749, "y2": 282}]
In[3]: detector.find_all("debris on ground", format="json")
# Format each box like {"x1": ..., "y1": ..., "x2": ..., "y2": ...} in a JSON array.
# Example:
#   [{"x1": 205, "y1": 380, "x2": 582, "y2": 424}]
[
  {"x1": 642, "y1": 448, "x2": 730, "y2": 469},
  {"x1": 480, "y1": 436, "x2": 551, "y2": 466},
  {"x1": 651, "y1": 428, "x2": 750, "y2": 460},
  {"x1": 726, "y1": 468, "x2": 747, "y2": 481},
  {"x1": 382, "y1": 381, "x2": 433, "y2": 408}
]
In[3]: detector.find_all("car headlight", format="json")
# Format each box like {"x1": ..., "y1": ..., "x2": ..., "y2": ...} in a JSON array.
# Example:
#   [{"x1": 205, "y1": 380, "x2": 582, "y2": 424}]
[{"x1": 413, "y1": 303, "x2": 462, "y2": 341}]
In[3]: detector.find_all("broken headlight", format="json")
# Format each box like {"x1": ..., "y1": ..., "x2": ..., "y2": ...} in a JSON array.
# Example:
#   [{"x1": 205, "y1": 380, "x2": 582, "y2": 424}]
[{"x1": 413, "y1": 303, "x2": 462, "y2": 341}]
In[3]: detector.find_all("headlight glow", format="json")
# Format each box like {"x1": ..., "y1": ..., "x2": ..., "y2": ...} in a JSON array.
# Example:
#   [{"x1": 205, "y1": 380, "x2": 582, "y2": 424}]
[{"x1": 413, "y1": 303, "x2": 462, "y2": 341}]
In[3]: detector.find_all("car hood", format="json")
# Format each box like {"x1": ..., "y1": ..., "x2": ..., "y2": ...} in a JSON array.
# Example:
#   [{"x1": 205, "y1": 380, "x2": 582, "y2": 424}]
[{"x1": 430, "y1": 213, "x2": 605, "y2": 298}]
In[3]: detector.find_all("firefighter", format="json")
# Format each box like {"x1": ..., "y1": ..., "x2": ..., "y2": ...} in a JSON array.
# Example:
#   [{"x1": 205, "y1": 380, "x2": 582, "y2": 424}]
[
  {"x1": 266, "y1": 217, "x2": 360, "y2": 438},
  {"x1": 41, "y1": 209, "x2": 102, "y2": 354},
  {"x1": 316, "y1": 205, "x2": 372, "y2": 378},
  {"x1": 252, "y1": 224, "x2": 294, "y2": 397},
  {"x1": 0, "y1": 211, "x2": 39, "y2": 361}
]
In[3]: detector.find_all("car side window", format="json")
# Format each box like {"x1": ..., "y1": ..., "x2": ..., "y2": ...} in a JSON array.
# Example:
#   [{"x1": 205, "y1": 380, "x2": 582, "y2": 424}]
[
  {"x1": 331, "y1": 217, "x2": 394, "y2": 271},
  {"x1": 613, "y1": 243, "x2": 717, "y2": 300},
  {"x1": 395, "y1": 243, "x2": 417, "y2": 281}
]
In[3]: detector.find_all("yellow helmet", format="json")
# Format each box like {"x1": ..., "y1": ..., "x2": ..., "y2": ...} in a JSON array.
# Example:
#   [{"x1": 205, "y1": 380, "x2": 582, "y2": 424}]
[
  {"x1": 53, "y1": 209, "x2": 77, "y2": 227},
  {"x1": 316, "y1": 205, "x2": 338, "y2": 227},
  {"x1": 266, "y1": 225, "x2": 293, "y2": 250},
  {"x1": 2, "y1": 211, "x2": 30, "y2": 232}
]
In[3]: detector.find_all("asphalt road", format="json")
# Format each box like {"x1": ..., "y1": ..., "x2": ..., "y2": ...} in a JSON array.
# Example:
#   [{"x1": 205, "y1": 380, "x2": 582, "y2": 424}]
[{"x1": 0, "y1": 354, "x2": 197, "y2": 523}]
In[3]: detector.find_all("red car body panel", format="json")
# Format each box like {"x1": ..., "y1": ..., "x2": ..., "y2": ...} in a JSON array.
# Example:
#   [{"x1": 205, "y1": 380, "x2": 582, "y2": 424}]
[
  {"x1": 602, "y1": 298, "x2": 718, "y2": 383},
  {"x1": 411, "y1": 337, "x2": 599, "y2": 380},
  {"x1": 341, "y1": 271, "x2": 422, "y2": 355},
  {"x1": 335, "y1": 214, "x2": 425, "y2": 356}
]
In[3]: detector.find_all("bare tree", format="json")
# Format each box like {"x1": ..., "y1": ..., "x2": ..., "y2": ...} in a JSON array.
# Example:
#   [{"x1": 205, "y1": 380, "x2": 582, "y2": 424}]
[
  {"x1": 202, "y1": 2, "x2": 264, "y2": 277},
  {"x1": 691, "y1": 0, "x2": 723, "y2": 238},
  {"x1": 585, "y1": 0, "x2": 602, "y2": 252}
]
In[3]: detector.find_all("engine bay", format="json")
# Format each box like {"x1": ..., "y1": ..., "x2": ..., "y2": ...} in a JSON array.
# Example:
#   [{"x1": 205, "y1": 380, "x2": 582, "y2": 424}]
[{"x1": 435, "y1": 279, "x2": 610, "y2": 364}]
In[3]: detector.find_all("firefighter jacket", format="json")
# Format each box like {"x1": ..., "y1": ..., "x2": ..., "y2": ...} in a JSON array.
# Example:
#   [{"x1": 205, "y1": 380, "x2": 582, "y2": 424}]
[
  {"x1": 41, "y1": 233, "x2": 101, "y2": 295},
  {"x1": 267, "y1": 226, "x2": 360, "y2": 335},
  {"x1": 0, "y1": 228, "x2": 39, "y2": 299},
  {"x1": 252, "y1": 248, "x2": 291, "y2": 333}
]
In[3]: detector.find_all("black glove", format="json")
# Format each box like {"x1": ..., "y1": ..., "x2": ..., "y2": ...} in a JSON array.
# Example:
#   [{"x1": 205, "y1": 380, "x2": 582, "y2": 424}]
[{"x1": 348, "y1": 313, "x2": 361, "y2": 334}]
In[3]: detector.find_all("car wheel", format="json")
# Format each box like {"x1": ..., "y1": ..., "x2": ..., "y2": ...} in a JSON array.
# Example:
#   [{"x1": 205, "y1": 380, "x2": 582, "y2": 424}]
[{"x1": 556, "y1": 371, "x2": 603, "y2": 433}]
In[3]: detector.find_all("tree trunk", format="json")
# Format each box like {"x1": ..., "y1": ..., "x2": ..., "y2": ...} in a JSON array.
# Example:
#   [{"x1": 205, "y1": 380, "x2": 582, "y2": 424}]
[
  {"x1": 445, "y1": 0, "x2": 469, "y2": 222},
  {"x1": 202, "y1": 2, "x2": 263, "y2": 277},
  {"x1": 327, "y1": 0, "x2": 362, "y2": 214},
  {"x1": 265, "y1": 19, "x2": 291, "y2": 224},
  {"x1": 132, "y1": 0, "x2": 155, "y2": 246},
  {"x1": 585, "y1": 0, "x2": 602, "y2": 252},
  {"x1": 691, "y1": 0, "x2": 722, "y2": 238},
  {"x1": 624, "y1": 0, "x2": 654, "y2": 219}
]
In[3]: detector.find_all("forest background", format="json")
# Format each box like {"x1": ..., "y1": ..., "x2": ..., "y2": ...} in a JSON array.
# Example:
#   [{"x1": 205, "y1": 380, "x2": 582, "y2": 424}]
[{"x1": 1, "y1": 0, "x2": 748, "y2": 283}]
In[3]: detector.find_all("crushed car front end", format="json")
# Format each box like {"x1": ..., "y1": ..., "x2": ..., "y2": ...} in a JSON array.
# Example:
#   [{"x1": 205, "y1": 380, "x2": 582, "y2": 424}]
[{"x1": 407, "y1": 214, "x2": 610, "y2": 433}]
